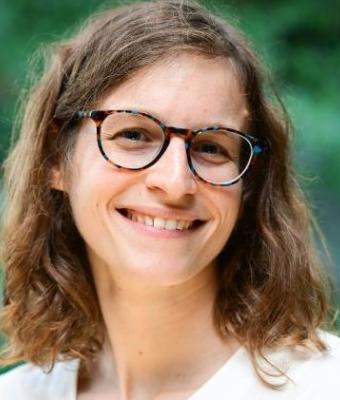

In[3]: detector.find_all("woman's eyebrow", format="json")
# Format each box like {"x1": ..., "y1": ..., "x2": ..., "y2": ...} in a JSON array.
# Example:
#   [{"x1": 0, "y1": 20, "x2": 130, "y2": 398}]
[{"x1": 122, "y1": 107, "x2": 242, "y2": 130}]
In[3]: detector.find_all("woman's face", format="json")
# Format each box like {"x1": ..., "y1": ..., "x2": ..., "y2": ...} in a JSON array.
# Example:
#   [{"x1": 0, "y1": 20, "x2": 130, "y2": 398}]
[{"x1": 56, "y1": 54, "x2": 249, "y2": 288}]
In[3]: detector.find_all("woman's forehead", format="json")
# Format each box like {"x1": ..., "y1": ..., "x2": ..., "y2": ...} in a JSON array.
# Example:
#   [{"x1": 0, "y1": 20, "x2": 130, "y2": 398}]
[{"x1": 98, "y1": 53, "x2": 249, "y2": 130}]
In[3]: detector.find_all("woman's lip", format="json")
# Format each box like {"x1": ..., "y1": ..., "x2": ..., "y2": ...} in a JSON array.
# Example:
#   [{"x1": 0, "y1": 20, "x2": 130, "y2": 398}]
[
  {"x1": 115, "y1": 206, "x2": 206, "y2": 222},
  {"x1": 116, "y1": 209, "x2": 205, "y2": 239}
]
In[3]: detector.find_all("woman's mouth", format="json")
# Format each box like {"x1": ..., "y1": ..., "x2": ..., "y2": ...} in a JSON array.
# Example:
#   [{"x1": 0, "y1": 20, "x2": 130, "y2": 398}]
[{"x1": 117, "y1": 208, "x2": 204, "y2": 231}]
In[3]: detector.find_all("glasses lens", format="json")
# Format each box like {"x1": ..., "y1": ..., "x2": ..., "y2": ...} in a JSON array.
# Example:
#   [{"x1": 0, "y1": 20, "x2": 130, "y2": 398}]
[
  {"x1": 100, "y1": 112, "x2": 165, "y2": 169},
  {"x1": 190, "y1": 130, "x2": 253, "y2": 185}
]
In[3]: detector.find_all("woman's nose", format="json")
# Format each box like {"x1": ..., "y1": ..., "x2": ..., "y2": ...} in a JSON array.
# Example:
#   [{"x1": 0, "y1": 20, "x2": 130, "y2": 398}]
[{"x1": 145, "y1": 136, "x2": 198, "y2": 203}]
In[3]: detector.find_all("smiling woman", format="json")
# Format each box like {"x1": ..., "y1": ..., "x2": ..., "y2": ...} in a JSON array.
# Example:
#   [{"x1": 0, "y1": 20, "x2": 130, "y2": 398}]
[
  {"x1": 0, "y1": 1, "x2": 339, "y2": 399},
  {"x1": 53, "y1": 55, "x2": 246, "y2": 289}
]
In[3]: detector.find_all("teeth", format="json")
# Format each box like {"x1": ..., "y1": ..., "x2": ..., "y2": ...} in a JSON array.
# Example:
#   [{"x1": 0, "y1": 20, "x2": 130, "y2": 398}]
[
  {"x1": 154, "y1": 217, "x2": 165, "y2": 229},
  {"x1": 183, "y1": 221, "x2": 191, "y2": 229},
  {"x1": 165, "y1": 219, "x2": 177, "y2": 230},
  {"x1": 177, "y1": 220, "x2": 186, "y2": 230},
  {"x1": 124, "y1": 211, "x2": 195, "y2": 231},
  {"x1": 144, "y1": 215, "x2": 153, "y2": 226}
]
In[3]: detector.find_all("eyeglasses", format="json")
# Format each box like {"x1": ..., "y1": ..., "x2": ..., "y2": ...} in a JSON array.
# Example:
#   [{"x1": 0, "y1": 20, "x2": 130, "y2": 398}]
[{"x1": 75, "y1": 109, "x2": 268, "y2": 186}]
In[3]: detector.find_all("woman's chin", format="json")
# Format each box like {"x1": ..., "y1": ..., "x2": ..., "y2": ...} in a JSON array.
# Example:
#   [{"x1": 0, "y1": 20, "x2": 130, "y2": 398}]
[{"x1": 111, "y1": 260, "x2": 203, "y2": 289}]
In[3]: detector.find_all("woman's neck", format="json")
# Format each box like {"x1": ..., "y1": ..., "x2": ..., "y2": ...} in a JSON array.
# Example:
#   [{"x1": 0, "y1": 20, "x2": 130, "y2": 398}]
[{"x1": 84, "y1": 255, "x2": 239, "y2": 399}]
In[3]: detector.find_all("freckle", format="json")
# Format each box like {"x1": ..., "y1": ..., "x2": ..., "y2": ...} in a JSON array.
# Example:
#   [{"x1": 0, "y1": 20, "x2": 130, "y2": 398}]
[{"x1": 138, "y1": 351, "x2": 143, "y2": 356}]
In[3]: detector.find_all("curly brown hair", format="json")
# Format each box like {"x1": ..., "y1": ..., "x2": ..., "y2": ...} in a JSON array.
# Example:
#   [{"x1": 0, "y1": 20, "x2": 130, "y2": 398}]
[{"x1": 0, "y1": 0, "x2": 337, "y2": 389}]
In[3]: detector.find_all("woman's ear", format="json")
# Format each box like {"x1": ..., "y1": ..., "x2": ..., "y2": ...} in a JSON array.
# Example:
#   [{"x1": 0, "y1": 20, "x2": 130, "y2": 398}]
[{"x1": 50, "y1": 164, "x2": 67, "y2": 192}]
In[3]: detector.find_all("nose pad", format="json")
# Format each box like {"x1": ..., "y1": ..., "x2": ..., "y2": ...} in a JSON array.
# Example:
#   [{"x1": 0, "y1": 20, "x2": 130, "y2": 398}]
[{"x1": 145, "y1": 137, "x2": 197, "y2": 200}]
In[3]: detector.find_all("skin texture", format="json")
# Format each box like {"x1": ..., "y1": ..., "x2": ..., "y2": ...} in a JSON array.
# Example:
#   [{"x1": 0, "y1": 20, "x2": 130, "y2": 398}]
[{"x1": 53, "y1": 54, "x2": 249, "y2": 399}]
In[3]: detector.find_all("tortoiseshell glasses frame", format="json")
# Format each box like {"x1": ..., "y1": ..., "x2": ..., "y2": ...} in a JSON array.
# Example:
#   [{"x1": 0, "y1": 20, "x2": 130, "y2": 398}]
[{"x1": 75, "y1": 109, "x2": 268, "y2": 187}]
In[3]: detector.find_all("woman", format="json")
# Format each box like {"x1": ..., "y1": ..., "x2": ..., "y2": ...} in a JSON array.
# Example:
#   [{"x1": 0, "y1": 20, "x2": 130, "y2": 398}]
[{"x1": 0, "y1": 0, "x2": 339, "y2": 399}]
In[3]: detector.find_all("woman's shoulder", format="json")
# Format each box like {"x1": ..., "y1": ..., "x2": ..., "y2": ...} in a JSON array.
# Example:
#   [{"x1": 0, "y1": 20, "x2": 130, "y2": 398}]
[
  {"x1": 321, "y1": 329, "x2": 340, "y2": 353},
  {"x1": 269, "y1": 330, "x2": 340, "y2": 375},
  {"x1": 262, "y1": 330, "x2": 340, "y2": 399},
  {"x1": 299, "y1": 329, "x2": 340, "y2": 365},
  {"x1": 320, "y1": 328, "x2": 340, "y2": 345},
  {"x1": 0, "y1": 358, "x2": 79, "y2": 400},
  {"x1": 300, "y1": 329, "x2": 340, "y2": 375}
]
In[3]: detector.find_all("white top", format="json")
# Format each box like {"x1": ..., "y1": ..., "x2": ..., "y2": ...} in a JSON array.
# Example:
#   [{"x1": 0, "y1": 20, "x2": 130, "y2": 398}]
[{"x1": 1, "y1": 330, "x2": 340, "y2": 399}]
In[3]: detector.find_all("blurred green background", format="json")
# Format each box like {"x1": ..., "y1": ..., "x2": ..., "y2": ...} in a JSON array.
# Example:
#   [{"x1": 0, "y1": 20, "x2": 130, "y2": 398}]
[{"x1": 0, "y1": 0, "x2": 339, "y2": 373}]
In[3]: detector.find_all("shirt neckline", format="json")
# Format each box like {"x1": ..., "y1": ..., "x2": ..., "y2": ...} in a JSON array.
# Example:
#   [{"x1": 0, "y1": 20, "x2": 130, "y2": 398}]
[
  {"x1": 186, "y1": 345, "x2": 246, "y2": 399},
  {"x1": 71, "y1": 345, "x2": 246, "y2": 400}
]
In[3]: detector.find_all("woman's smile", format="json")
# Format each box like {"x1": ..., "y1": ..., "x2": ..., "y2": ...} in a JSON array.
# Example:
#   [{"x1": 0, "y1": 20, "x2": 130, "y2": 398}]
[{"x1": 116, "y1": 206, "x2": 206, "y2": 238}]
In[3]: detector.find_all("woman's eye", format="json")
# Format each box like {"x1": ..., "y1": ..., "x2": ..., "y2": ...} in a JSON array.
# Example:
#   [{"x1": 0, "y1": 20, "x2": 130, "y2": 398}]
[
  {"x1": 198, "y1": 143, "x2": 220, "y2": 154},
  {"x1": 191, "y1": 141, "x2": 233, "y2": 165},
  {"x1": 195, "y1": 142, "x2": 228, "y2": 156},
  {"x1": 119, "y1": 130, "x2": 146, "y2": 141}
]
